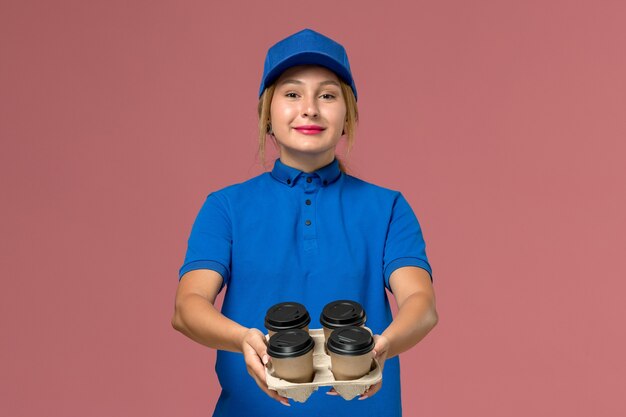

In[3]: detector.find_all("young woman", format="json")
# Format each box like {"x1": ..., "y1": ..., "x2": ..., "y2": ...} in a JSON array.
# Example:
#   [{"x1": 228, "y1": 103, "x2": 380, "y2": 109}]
[{"x1": 172, "y1": 28, "x2": 438, "y2": 417}]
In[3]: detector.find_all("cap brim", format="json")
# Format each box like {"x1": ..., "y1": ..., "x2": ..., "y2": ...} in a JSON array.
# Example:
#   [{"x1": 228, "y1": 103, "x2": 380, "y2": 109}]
[{"x1": 260, "y1": 52, "x2": 356, "y2": 99}]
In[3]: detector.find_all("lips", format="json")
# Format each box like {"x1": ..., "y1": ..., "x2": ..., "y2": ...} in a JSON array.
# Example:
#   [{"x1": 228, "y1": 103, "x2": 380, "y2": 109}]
[{"x1": 294, "y1": 125, "x2": 325, "y2": 135}]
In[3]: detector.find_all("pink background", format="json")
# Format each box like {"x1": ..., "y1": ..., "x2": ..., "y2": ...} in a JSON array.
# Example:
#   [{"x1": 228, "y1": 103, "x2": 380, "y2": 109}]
[{"x1": 2, "y1": 1, "x2": 625, "y2": 415}]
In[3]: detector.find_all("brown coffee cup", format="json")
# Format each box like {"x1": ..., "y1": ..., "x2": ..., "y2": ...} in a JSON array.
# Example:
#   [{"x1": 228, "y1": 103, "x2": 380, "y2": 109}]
[
  {"x1": 327, "y1": 326, "x2": 375, "y2": 381},
  {"x1": 265, "y1": 302, "x2": 311, "y2": 337},
  {"x1": 320, "y1": 300, "x2": 366, "y2": 353},
  {"x1": 267, "y1": 329, "x2": 315, "y2": 383}
]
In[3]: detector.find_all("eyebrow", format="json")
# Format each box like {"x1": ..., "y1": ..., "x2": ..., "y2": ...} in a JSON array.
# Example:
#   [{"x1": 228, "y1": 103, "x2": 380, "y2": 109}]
[{"x1": 277, "y1": 79, "x2": 341, "y2": 88}]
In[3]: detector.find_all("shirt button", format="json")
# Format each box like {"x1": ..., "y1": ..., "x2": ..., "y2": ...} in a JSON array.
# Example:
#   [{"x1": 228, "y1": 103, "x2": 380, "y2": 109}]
[
  {"x1": 306, "y1": 177, "x2": 312, "y2": 183},
  {"x1": 286, "y1": 179, "x2": 291, "y2": 184},
  {"x1": 305, "y1": 199, "x2": 311, "y2": 205},
  {"x1": 305, "y1": 220, "x2": 312, "y2": 226}
]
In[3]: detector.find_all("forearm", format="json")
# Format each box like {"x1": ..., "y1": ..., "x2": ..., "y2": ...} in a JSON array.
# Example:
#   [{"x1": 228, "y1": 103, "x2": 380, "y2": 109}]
[
  {"x1": 172, "y1": 293, "x2": 248, "y2": 353},
  {"x1": 382, "y1": 292, "x2": 438, "y2": 359}
]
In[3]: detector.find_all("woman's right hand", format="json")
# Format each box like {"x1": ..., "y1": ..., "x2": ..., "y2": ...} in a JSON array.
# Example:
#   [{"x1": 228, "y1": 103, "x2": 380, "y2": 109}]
[{"x1": 241, "y1": 328, "x2": 291, "y2": 407}]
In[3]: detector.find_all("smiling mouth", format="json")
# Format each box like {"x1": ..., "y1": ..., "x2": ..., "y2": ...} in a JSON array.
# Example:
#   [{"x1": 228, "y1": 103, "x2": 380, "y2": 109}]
[{"x1": 294, "y1": 126, "x2": 325, "y2": 135}]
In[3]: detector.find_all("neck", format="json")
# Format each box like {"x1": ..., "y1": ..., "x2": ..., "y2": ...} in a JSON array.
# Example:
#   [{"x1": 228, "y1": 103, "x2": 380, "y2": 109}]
[{"x1": 279, "y1": 151, "x2": 335, "y2": 173}]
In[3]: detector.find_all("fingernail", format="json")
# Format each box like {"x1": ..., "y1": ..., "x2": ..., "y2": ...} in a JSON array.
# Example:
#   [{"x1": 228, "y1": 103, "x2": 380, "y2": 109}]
[
  {"x1": 326, "y1": 391, "x2": 338, "y2": 396},
  {"x1": 359, "y1": 395, "x2": 369, "y2": 400},
  {"x1": 262, "y1": 355, "x2": 268, "y2": 365},
  {"x1": 281, "y1": 400, "x2": 291, "y2": 406}
]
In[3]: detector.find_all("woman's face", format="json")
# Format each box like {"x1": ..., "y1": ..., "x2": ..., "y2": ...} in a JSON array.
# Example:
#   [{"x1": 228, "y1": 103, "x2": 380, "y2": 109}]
[{"x1": 270, "y1": 65, "x2": 347, "y2": 165}]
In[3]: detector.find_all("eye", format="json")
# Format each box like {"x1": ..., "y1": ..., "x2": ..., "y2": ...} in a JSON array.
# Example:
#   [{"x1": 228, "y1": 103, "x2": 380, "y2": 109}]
[
  {"x1": 285, "y1": 92, "x2": 299, "y2": 98},
  {"x1": 320, "y1": 93, "x2": 336, "y2": 100}
]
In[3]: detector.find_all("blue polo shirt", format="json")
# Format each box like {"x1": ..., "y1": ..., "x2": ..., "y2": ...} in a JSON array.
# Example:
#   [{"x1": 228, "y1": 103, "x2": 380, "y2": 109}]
[{"x1": 179, "y1": 157, "x2": 432, "y2": 417}]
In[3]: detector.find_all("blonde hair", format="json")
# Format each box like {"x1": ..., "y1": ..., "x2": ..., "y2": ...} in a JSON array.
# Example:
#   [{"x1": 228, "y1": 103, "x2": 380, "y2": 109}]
[{"x1": 257, "y1": 80, "x2": 359, "y2": 174}]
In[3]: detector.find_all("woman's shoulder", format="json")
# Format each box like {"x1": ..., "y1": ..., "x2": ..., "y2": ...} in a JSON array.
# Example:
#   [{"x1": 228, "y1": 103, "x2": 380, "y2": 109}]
[
  {"x1": 342, "y1": 173, "x2": 403, "y2": 199},
  {"x1": 205, "y1": 172, "x2": 271, "y2": 198}
]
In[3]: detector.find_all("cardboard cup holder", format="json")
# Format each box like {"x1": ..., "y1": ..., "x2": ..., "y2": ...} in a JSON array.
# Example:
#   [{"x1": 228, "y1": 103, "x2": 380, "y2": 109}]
[{"x1": 265, "y1": 327, "x2": 382, "y2": 403}]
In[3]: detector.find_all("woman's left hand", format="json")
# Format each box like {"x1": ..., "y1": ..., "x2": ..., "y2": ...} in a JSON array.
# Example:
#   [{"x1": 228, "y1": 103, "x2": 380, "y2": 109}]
[
  {"x1": 326, "y1": 334, "x2": 391, "y2": 400},
  {"x1": 358, "y1": 334, "x2": 390, "y2": 399}
]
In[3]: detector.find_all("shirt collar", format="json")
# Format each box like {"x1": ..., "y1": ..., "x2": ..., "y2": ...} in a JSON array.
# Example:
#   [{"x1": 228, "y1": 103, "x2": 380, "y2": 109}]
[{"x1": 270, "y1": 158, "x2": 342, "y2": 187}]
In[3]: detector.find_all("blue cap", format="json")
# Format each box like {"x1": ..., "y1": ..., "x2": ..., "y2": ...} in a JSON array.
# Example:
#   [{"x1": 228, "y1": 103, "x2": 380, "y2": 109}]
[{"x1": 259, "y1": 28, "x2": 358, "y2": 100}]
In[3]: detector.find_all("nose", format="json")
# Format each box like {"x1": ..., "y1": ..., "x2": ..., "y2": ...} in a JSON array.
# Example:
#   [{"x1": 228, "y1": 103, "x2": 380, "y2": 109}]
[{"x1": 301, "y1": 96, "x2": 319, "y2": 118}]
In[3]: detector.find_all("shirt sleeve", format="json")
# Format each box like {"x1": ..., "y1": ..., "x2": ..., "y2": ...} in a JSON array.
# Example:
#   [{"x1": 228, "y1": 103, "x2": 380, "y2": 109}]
[
  {"x1": 178, "y1": 192, "x2": 232, "y2": 292},
  {"x1": 382, "y1": 192, "x2": 433, "y2": 292}
]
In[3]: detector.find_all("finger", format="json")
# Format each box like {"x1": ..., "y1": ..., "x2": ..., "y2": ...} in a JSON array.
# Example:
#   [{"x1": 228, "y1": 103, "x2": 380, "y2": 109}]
[
  {"x1": 243, "y1": 348, "x2": 265, "y2": 376},
  {"x1": 372, "y1": 342, "x2": 386, "y2": 356},
  {"x1": 242, "y1": 335, "x2": 270, "y2": 372},
  {"x1": 372, "y1": 346, "x2": 382, "y2": 358},
  {"x1": 247, "y1": 353, "x2": 270, "y2": 385},
  {"x1": 359, "y1": 384, "x2": 372, "y2": 400},
  {"x1": 359, "y1": 381, "x2": 382, "y2": 400},
  {"x1": 243, "y1": 350, "x2": 276, "y2": 400},
  {"x1": 373, "y1": 334, "x2": 389, "y2": 349},
  {"x1": 368, "y1": 381, "x2": 382, "y2": 396},
  {"x1": 264, "y1": 386, "x2": 292, "y2": 406},
  {"x1": 249, "y1": 333, "x2": 269, "y2": 358},
  {"x1": 326, "y1": 388, "x2": 339, "y2": 396},
  {"x1": 249, "y1": 371, "x2": 291, "y2": 405},
  {"x1": 265, "y1": 386, "x2": 291, "y2": 405},
  {"x1": 243, "y1": 343, "x2": 290, "y2": 405}
]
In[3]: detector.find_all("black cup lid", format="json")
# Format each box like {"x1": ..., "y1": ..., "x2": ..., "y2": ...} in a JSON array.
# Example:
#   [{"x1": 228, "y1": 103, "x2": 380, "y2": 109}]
[
  {"x1": 267, "y1": 329, "x2": 315, "y2": 358},
  {"x1": 327, "y1": 326, "x2": 375, "y2": 356},
  {"x1": 320, "y1": 300, "x2": 366, "y2": 329},
  {"x1": 265, "y1": 302, "x2": 311, "y2": 332}
]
